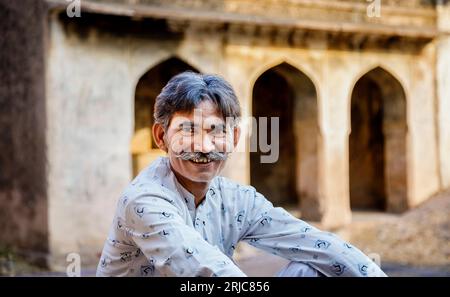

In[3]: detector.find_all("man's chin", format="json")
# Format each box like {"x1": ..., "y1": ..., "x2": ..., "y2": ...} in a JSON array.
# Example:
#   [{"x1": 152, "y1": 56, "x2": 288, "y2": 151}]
[
  {"x1": 187, "y1": 172, "x2": 218, "y2": 183},
  {"x1": 170, "y1": 158, "x2": 226, "y2": 183}
]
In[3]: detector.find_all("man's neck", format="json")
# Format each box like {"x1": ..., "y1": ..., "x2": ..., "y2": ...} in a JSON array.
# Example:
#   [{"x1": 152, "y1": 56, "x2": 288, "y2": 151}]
[{"x1": 171, "y1": 168, "x2": 210, "y2": 207}]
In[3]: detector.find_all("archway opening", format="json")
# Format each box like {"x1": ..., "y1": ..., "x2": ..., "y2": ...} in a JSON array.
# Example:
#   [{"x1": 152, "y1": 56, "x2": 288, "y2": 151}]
[
  {"x1": 131, "y1": 57, "x2": 198, "y2": 177},
  {"x1": 251, "y1": 62, "x2": 319, "y2": 215},
  {"x1": 349, "y1": 67, "x2": 407, "y2": 212}
]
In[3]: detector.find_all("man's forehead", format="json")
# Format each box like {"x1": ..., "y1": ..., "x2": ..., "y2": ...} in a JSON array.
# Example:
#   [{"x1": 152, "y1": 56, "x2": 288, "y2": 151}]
[
  {"x1": 171, "y1": 117, "x2": 226, "y2": 128},
  {"x1": 170, "y1": 108, "x2": 225, "y2": 126}
]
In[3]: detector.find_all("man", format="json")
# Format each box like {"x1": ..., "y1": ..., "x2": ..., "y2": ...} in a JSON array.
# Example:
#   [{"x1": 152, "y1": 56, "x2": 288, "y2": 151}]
[{"x1": 96, "y1": 71, "x2": 386, "y2": 277}]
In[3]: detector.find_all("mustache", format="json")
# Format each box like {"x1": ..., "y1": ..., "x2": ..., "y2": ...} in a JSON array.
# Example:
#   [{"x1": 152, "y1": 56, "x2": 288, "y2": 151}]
[{"x1": 175, "y1": 151, "x2": 228, "y2": 161}]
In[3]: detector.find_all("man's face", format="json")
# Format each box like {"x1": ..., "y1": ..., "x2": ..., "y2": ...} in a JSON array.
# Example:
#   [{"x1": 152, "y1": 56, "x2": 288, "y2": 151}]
[{"x1": 155, "y1": 100, "x2": 238, "y2": 183}]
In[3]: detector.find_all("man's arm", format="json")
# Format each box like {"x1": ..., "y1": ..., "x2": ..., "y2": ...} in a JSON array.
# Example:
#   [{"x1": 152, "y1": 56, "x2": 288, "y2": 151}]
[
  {"x1": 241, "y1": 190, "x2": 387, "y2": 277},
  {"x1": 125, "y1": 194, "x2": 246, "y2": 277}
]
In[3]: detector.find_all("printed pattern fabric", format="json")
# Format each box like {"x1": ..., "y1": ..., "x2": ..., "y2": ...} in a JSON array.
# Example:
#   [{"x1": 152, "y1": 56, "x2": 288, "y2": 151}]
[{"x1": 96, "y1": 157, "x2": 386, "y2": 277}]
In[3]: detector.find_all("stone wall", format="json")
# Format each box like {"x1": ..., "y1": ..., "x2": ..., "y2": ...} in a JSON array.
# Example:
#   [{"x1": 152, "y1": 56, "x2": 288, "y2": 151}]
[
  {"x1": 0, "y1": 0, "x2": 48, "y2": 264},
  {"x1": 437, "y1": 3, "x2": 450, "y2": 190}
]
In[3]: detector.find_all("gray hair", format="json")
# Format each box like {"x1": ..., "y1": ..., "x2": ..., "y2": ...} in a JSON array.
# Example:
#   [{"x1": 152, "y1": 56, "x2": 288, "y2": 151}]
[{"x1": 154, "y1": 71, "x2": 241, "y2": 130}]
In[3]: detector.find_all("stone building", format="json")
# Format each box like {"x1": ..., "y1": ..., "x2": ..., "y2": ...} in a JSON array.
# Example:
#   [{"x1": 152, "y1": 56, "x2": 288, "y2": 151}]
[{"x1": 1, "y1": 0, "x2": 450, "y2": 269}]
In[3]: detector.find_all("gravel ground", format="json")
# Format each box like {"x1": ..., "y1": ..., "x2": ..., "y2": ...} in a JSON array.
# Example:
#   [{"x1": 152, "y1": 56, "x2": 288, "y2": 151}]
[{"x1": 346, "y1": 190, "x2": 450, "y2": 268}]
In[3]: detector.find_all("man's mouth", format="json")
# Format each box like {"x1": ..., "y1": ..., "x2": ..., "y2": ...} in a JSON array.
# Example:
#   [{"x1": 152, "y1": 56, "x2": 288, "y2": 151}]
[
  {"x1": 176, "y1": 151, "x2": 228, "y2": 164},
  {"x1": 188, "y1": 156, "x2": 213, "y2": 164}
]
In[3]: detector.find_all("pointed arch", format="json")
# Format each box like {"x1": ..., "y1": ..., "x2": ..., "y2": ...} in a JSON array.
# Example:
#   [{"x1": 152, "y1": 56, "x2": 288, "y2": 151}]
[
  {"x1": 131, "y1": 57, "x2": 199, "y2": 177},
  {"x1": 249, "y1": 58, "x2": 321, "y2": 106},
  {"x1": 350, "y1": 64, "x2": 408, "y2": 99},
  {"x1": 349, "y1": 66, "x2": 408, "y2": 212},
  {"x1": 250, "y1": 61, "x2": 321, "y2": 219}
]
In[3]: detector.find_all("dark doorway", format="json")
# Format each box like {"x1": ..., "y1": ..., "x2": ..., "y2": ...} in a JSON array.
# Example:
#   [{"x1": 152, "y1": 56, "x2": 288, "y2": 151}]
[
  {"x1": 350, "y1": 67, "x2": 407, "y2": 212},
  {"x1": 132, "y1": 57, "x2": 198, "y2": 176},
  {"x1": 251, "y1": 63, "x2": 318, "y2": 212}
]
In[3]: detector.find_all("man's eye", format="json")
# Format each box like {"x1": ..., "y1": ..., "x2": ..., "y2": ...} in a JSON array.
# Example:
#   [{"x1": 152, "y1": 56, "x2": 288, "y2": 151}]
[
  {"x1": 181, "y1": 126, "x2": 195, "y2": 134},
  {"x1": 211, "y1": 126, "x2": 226, "y2": 136}
]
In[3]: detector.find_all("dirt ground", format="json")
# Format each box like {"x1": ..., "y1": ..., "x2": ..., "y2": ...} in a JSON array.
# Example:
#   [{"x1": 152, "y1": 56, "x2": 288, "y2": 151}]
[{"x1": 345, "y1": 190, "x2": 450, "y2": 268}]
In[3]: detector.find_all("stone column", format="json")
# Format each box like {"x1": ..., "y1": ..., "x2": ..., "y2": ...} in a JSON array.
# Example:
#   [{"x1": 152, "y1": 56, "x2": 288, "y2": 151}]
[
  {"x1": 408, "y1": 42, "x2": 441, "y2": 206},
  {"x1": 437, "y1": 3, "x2": 450, "y2": 190},
  {"x1": 220, "y1": 55, "x2": 252, "y2": 186},
  {"x1": 317, "y1": 61, "x2": 352, "y2": 228}
]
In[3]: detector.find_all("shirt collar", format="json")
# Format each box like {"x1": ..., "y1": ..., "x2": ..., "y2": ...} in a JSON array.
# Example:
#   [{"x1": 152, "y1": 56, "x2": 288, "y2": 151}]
[
  {"x1": 172, "y1": 174, "x2": 196, "y2": 210},
  {"x1": 162, "y1": 157, "x2": 217, "y2": 210}
]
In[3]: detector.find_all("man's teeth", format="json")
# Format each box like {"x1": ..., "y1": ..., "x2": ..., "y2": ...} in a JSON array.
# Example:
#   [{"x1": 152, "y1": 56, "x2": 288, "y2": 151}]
[{"x1": 191, "y1": 157, "x2": 210, "y2": 163}]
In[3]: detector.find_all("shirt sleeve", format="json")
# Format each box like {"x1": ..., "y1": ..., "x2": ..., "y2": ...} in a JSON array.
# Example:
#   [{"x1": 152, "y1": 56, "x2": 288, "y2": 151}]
[
  {"x1": 241, "y1": 190, "x2": 387, "y2": 277},
  {"x1": 124, "y1": 193, "x2": 247, "y2": 277}
]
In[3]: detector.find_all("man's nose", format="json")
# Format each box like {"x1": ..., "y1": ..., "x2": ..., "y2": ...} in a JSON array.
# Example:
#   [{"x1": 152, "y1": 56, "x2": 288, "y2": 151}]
[{"x1": 193, "y1": 132, "x2": 215, "y2": 153}]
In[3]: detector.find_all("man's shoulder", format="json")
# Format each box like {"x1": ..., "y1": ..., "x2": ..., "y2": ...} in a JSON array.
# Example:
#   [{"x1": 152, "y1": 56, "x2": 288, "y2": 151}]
[
  {"x1": 213, "y1": 177, "x2": 273, "y2": 221},
  {"x1": 119, "y1": 157, "x2": 179, "y2": 209},
  {"x1": 213, "y1": 176, "x2": 258, "y2": 197}
]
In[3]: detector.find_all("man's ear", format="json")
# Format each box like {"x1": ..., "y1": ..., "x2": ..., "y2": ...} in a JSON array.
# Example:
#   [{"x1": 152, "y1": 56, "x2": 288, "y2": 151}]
[
  {"x1": 152, "y1": 123, "x2": 168, "y2": 152},
  {"x1": 233, "y1": 126, "x2": 241, "y2": 148}
]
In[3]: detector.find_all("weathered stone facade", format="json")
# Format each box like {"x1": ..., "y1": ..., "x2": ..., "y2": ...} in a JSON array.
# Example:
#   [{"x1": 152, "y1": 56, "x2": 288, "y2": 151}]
[
  {"x1": 1, "y1": 0, "x2": 450, "y2": 269},
  {"x1": 0, "y1": 0, "x2": 48, "y2": 265}
]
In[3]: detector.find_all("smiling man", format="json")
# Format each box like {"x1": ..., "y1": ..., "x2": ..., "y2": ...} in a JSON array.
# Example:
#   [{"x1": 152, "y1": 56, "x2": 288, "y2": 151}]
[{"x1": 96, "y1": 71, "x2": 386, "y2": 277}]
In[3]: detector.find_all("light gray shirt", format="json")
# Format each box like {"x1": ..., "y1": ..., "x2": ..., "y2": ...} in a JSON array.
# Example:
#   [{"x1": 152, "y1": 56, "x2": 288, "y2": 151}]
[{"x1": 96, "y1": 157, "x2": 386, "y2": 277}]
